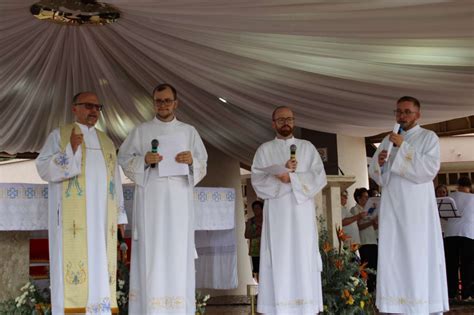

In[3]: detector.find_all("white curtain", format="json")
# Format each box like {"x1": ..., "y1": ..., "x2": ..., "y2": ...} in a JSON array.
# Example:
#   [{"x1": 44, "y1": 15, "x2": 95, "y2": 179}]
[{"x1": 1, "y1": 0, "x2": 473, "y2": 164}]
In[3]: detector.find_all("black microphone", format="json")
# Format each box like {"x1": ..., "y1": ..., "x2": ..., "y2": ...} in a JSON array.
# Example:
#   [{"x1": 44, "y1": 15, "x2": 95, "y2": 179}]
[
  {"x1": 151, "y1": 139, "x2": 159, "y2": 168},
  {"x1": 290, "y1": 144, "x2": 297, "y2": 160},
  {"x1": 394, "y1": 126, "x2": 403, "y2": 147}
]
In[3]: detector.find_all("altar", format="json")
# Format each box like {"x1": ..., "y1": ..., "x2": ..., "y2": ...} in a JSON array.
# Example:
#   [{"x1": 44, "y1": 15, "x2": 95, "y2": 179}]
[{"x1": 0, "y1": 183, "x2": 238, "y2": 300}]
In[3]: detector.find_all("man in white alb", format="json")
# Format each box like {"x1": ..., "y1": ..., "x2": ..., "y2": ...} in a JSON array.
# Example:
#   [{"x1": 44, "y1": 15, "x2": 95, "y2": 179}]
[
  {"x1": 118, "y1": 83, "x2": 208, "y2": 315},
  {"x1": 251, "y1": 106, "x2": 327, "y2": 314},
  {"x1": 36, "y1": 92, "x2": 127, "y2": 314},
  {"x1": 369, "y1": 96, "x2": 449, "y2": 314}
]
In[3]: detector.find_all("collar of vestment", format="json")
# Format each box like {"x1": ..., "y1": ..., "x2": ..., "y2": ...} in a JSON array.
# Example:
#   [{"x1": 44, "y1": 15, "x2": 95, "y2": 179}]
[
  {"x1": 274, "y1": 136, "x2": 296, "y2": 145},
  {"x1": 75, "y1": 122, "x2": 96, "y2": 135},
  {"x1": 400, "y1": 124, "x2": 420, "y2": 136},
  {"x1": 153, "y1": 116, "x2": 178, "y2": 127}
]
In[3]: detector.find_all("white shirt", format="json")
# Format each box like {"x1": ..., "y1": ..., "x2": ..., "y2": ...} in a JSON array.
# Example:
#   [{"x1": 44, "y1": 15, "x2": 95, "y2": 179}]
[
  {"x1": 444, "y1": 191, "x2": 474, "y2": 239},
  {"x1": 342, "y1": 205, "x2": 361, "y2": 245},
  {"x1": 351, "y1": 204, "x2": 377, "y2": 245}
]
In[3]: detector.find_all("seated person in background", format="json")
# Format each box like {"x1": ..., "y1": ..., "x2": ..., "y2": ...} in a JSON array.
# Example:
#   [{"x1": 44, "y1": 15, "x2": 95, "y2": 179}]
[
  {"x1": 351, "y1": 188, "x2": 378, "y2": 292},
  {"x1": 436, "y1": 183, "x2": 449, "y2": 235},
  {"x1": 436, "y1": 184, "x2": 449, "y2": 198},
  {"x1": 245, "y1": 200, "x2": 264, "y2": 281},
  {"x1": 341, "y1": 190, "x2": 365, "y2": 247},
  {"x1": 444, "y1": 176, "x2": 474, "y2": 301}
]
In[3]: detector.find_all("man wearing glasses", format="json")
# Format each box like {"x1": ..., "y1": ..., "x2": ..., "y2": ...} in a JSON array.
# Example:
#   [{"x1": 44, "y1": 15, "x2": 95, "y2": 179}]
[
  {"x1": 36, "y1": 92, "x2": 128, "y2": 314},
  {"x1": 251, "y1": 106, "x2": 327, "y2": 314},
  {"x1": 369, "y1": 96, "x2": 449, "y2": 314},
  {"x1": 118, "y1": 83, "x2": 207, "y2": 315}
]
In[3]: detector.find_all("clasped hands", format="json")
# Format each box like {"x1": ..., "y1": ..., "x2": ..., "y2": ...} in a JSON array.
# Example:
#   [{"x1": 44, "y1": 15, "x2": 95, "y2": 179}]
[
  {"x1": 275, "y1": 159, "x2": 297, "y2": 183},
  {"x1": 145, "y1": 151, "x2": 193, "y2": 166}
]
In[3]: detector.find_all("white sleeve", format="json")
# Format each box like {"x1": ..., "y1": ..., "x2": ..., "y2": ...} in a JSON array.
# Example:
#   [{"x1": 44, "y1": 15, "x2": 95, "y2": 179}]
[{"x1": 35, "y1": 129, "x2": 82, "y2": 183}]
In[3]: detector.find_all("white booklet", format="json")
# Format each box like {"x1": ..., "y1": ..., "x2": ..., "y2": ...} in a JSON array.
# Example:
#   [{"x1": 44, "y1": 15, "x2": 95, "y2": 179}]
[
  {"x1": 157, "y1": 133, "x2": 189, "y2": 177},
  {"x1": 255, "y1": 164, "x2": 289, "y2": 175}
]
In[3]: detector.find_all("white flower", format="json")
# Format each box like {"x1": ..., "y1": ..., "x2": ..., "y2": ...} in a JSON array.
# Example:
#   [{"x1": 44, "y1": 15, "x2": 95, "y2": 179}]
[
  {"x1": 349, "y1": 276, "x2": 359, "y2": 286},
  {"x1": 20, "y1": 282, "x2": 31, "y2": 291}
]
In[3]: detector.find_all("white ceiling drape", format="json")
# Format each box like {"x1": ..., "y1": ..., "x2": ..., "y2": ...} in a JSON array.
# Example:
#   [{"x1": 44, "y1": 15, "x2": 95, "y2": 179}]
[{"x1": 1, "y1": 0, "x2": 473, "y2": 164}]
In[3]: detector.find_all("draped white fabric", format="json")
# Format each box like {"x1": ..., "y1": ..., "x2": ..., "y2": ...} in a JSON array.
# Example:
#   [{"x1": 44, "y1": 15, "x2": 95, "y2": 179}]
[{"x1": 1, "y1": 0, "x2": 473, "y2": 164}]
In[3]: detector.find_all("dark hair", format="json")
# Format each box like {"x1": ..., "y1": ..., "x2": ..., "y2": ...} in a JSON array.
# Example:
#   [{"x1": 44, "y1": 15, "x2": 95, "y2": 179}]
[
  {"x1": 252, "y1": 200, "x2": 264, "y2": 209},
  {"x1": 153, "y1": 83, "x2": 177, "y2": 100},
  {"x1": 368, "y1": 189, "x2": 379, "y2": 197},
  {"x1": 457, "y1": 176, "x2": 472, "y2": 188},
  {"x1": 72, "y1": 91, "x2": 96, "y2": 104},
  {"x1": 397, "y1": 96, "x2": 421, "y2": 109},
  {"x1": 435, "y1": 184, "x2": 448, "y2": 193},
  {"x1": 353, "y1": 188, "x2": 369, "y2": 203},
  {"x1": 272, "y1": 106, "x2": 292, "y2": 120}
]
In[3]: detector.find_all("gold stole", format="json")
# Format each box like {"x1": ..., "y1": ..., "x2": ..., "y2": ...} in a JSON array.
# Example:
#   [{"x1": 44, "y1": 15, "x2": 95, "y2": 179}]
[{"x1": 59, "y1": 123, "x2": 119, "y2": 314}]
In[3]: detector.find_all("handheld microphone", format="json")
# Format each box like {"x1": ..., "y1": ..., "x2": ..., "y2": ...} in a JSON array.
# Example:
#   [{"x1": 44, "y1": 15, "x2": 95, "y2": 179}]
[
  {"x1": 151, "y1": 139, "x2": 159, "y2": 168},
  {"x1": 290, "y1": 144, "x2": 297, "y2": 160},
  {"x1": 385, "y1": 123, "x2": 400, "y2": 160},
  {"x1": 393, "y1": 125, "x2": 403, "y2": 147}
]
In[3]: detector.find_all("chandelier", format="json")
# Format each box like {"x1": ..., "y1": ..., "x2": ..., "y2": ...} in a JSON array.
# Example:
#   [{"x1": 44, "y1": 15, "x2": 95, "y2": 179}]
[{"x1": 30, "y1": 0, "x2": 120, "y2": 25}]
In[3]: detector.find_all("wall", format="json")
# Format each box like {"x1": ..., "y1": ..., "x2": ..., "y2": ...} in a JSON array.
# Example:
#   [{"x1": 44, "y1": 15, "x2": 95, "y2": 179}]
[
  {"x1": 337, "y1": 134, "x2": 369, "y2": 208},
  {"x1": 440, "y1": 135, "x2": 474, "y2": 163}
]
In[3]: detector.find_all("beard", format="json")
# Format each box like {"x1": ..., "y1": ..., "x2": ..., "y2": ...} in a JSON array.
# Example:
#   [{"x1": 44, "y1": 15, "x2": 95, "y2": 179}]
[
  {"x1": 277, "y1": 125, "x2": 293, "y2": 137},
  {"x1": 398, "y1": 120, "x2": 415, "y2": 131},
  {"x1": 156, "y1": 109, "x2": 174, "y2": 121}
]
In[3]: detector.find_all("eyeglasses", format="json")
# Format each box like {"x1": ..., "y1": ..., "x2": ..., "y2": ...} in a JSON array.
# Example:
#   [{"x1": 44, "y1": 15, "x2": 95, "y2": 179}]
[
  {"x1": 74, "y1": 103, "x2": 104, "y2": 111},
  {"x1": 154, "y1": 98, "x2": 176, "y2": 106},
  {"x1": 393, "y1": 110, "x2": 418, "y2": 116},
  {"x1": 273, "y1": 117, "x2": 295, "y2": 125}
]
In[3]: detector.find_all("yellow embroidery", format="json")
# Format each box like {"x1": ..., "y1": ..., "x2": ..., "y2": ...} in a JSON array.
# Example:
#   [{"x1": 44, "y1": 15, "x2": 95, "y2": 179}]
[
  {"x1": 303, "y1": 184, "x2": 309, "y2": 194},
  {"x1": 68, "y1": 220, "x2": 84, "y2": 238},
  {"x1": 150, "y1": 296, "x2": 185, "y2": 309},
  {"x1": 380, "y1": 296, "x2": 427, "y2": 306},
  {"x1": 276, "y1": 299, "x2": 314, "y2": 307},
  {"x1": 128, "y1": 290, "x2": 138, "y2": 302},
  {"x1": 65, "y1": 261, "x2": 87, "y2": 285}
]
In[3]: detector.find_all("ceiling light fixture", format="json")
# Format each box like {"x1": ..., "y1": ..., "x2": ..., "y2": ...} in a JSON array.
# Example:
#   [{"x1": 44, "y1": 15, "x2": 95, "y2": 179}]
[{"x1": 30, "y1": 0, "x2": 120, "y2": 25}]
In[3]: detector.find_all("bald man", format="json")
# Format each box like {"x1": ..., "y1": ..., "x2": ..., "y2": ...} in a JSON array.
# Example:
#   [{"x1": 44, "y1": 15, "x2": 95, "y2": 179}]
[{"x1": 36, "y1": 92, "x2": 127, "y2": 314}]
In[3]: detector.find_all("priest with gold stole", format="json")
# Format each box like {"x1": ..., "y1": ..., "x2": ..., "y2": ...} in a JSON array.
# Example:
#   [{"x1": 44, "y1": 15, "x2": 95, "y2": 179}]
[{"x1": 36, "y1": 92, "x2": 128, "y2": 314}]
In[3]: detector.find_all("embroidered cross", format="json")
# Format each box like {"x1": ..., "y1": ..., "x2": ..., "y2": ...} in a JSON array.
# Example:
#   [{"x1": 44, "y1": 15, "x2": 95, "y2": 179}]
[
  {"x1": 110, "y1": 225, "x2": 116, "y2": 238},
  {"x1": 69, "y1": 220, "x2": 83, "y2": 238}
]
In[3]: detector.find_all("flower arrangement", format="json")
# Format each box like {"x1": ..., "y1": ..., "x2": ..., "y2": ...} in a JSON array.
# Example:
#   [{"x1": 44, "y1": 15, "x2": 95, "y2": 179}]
[
  {"x1": 318, "y1": 217, "x2": 376, "y2": 315},
  {"x1": 0, "y1": 281, "x2": 51, "y2": 315},
  {"x1": 195, "y1": 291, "x2": 210, "y2": 315}
]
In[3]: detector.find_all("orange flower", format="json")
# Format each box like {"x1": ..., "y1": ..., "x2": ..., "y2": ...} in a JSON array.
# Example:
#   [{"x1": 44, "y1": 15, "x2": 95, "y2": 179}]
[
  {"x1": 343, "y1": 289, "x2": 350, "y2": 298},
  {"x1": 350, "y1": 243, "x2": 360, "y2": 252},
  {"x1": 323, "y1": 242, "x2": 332, "y2": 253},
  {"x1": 341, "y1": 289, "x2": 354, "y2": 304},
  {"x1": 336, "y1": 226, "x2": 351, "y2": 242},
  {"x1": 359, "y1": 262, "x2": 368, "y2": 280},
  {"x1": 334, "y1": 259, "x2": 344, "y2": 270}
]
